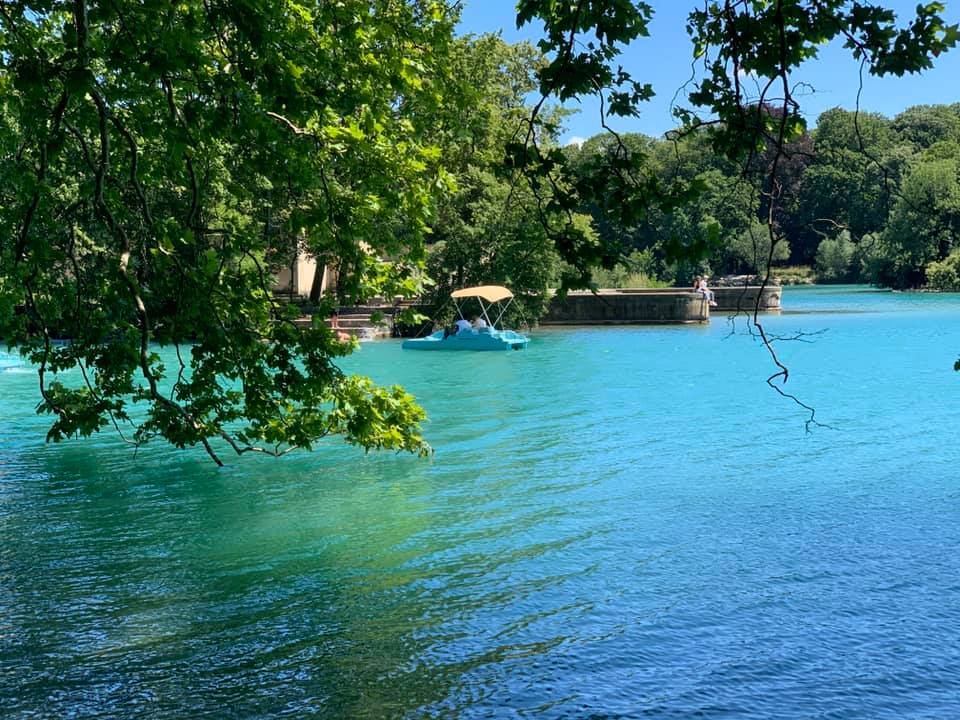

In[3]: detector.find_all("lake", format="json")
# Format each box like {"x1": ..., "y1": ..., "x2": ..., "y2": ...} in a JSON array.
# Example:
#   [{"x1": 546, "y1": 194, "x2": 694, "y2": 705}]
[{"x1": 2, "y1": 285, "x2": 959, "y2": 718}]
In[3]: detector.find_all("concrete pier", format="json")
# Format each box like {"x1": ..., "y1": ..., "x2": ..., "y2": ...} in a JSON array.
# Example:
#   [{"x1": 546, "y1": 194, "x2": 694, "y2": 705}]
[
  {"x1": 712, "y1": 285, "x2": 782, "y2": 312},
  {"x1": 540, "y1": 286, "x2": 781, "y2": 325},
  {"x1": 299, "y1": 286, "x2": 784, "y2": 335},
  {"x1": 542, "y1": 289, "x2": 709, "y2": 325}
]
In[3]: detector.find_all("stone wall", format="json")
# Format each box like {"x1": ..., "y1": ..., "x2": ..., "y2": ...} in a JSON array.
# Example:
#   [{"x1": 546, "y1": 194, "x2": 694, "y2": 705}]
[
  {"x1": 542, "y1": 290, "x2": 709, "y2": 325},
  {"x1": 712, "y1": 285, "x2": 781, "y2": 312},
  {"x1": 540, "y1": 286, "x2": 781, "y2": 325}
]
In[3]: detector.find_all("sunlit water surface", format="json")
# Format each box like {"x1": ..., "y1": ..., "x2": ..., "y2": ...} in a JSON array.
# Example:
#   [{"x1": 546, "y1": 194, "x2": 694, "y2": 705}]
[{"x1": 2, "y1": 286, "x2": 960, "y2": 718}]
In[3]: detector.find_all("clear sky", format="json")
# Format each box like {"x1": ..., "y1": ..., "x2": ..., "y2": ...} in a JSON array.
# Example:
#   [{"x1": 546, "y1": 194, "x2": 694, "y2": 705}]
[{"x1": 457, "y1": 0, "x2": 960, "y2": 145}]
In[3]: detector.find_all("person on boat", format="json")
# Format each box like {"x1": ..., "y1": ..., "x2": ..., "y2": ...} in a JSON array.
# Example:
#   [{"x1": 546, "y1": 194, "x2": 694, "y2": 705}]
[
  {"x1": 454, "y1": 317, "x2": 472, "y2": 334},
  {"x1": 471, "y1": 314, "x2": 488, "y2": 329}
]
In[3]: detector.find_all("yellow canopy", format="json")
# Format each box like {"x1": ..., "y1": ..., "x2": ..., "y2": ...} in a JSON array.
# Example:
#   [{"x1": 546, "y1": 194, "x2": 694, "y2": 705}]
[{"x1": 450, "y1": 285, "x2": 514, "y2": 303}]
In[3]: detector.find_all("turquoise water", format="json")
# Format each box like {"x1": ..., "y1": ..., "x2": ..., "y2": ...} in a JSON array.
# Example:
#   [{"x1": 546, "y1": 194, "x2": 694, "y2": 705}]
[{"x1": 2, "y1": 285, "x2": 960, "y2": 718}]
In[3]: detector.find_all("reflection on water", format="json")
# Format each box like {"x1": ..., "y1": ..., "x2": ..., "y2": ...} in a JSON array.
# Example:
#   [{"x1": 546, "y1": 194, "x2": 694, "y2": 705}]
[{"x1": 3, "y1": 286, "x2": 960, "y2": 718}]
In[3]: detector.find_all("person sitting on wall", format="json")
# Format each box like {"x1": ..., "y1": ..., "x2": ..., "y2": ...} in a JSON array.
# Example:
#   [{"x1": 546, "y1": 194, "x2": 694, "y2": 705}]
[{"x1": 698, "y1": 276, "x2": 718, "y2": 307}]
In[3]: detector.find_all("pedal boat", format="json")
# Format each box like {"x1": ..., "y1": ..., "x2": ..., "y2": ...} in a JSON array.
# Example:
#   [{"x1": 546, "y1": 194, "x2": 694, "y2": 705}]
[{"x1": 402, "y1": 286, "x2": 530, "y2": 351}]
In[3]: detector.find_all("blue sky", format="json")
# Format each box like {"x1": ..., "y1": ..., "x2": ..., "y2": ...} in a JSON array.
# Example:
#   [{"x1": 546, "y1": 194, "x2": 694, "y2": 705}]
[{"x1": 457, "y1": 0, "x2": 960, "y2": 145}]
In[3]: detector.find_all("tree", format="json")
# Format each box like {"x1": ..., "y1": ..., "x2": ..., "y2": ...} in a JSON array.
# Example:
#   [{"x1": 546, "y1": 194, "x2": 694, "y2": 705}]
[
  {"x1": 925, "y1": 249, "x2": 960, "y2": 290},
  {"x1": 729, "y1": 219, "x2": 791, "y2": 276},
  {"x1": 875, "y1": 156, "x2": 960, "y2": 287},
  {"x1": 815, "y1": 230, "x2": 857, "y2": 282},
  {"x1": 0, "y1": 0, "x2": 458, "y2": 464},
  {"x1": 789, "y1": 109, "x2": 896, "y2": 262},
  {"x1": 424, "y1": 167, "x2": 562, "y2": 323},
  {"x1": 892, "y1": 104, "x2": 960, "y2": 149},
  {"x1": 566, "y1": 132, "x2": 667, "y2": 262},
  {"x1": 815, "y1": 107, "x2": 895, "y2": 154},
  {"x1": 419, "y1": 35, "x2": 565, "y2": 323},
  {"x1": 509, "y1": 1, "x2": 955, "y2": 287}
]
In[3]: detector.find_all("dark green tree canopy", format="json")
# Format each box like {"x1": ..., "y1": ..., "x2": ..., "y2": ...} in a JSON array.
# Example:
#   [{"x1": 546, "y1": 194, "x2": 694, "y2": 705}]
[{"x1": 0, "y1": 0, "x2": 458, "y2": 463}]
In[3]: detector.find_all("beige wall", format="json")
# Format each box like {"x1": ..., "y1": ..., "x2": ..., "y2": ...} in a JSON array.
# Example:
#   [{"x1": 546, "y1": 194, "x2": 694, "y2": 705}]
[{"x1": 272, "y1": 254, "x2": 320, "y2": 297}]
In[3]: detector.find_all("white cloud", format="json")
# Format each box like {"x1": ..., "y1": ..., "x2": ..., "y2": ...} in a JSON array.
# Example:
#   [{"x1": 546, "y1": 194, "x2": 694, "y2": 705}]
[{"x1": 565, "y1": 136, "x2": 586, "y2": 148}]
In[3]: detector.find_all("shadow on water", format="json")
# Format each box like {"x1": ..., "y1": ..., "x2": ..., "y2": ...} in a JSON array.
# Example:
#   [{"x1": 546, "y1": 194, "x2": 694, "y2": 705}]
[{"x1": 2, "y1": 433, "x2": 585, "y2": 718}]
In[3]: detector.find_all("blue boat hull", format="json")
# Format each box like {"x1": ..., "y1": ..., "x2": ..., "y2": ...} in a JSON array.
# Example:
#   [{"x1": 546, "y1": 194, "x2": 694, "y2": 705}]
[{"x1": 402, "y1": 329, "x2": 529, "y2": 351}]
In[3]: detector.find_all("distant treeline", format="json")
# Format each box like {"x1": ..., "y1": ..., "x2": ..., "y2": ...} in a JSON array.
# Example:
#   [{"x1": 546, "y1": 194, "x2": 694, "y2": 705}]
[{"x1": 566, "y1": 104, "x2": 960, "y2": 290}]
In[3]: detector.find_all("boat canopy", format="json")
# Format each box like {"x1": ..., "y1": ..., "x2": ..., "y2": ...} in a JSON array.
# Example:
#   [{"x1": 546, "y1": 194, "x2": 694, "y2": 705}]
[
  {"x1": 450, "y1": 286, "x2": 514, "y2": 303},
  {"x1": 449, "y1": 285, "x2": 517, "y2": 329}
]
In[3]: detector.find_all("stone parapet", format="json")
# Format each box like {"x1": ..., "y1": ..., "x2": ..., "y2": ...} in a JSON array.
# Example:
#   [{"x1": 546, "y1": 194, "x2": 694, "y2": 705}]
[
  {"x1": 711, "y1": 285, "x2": 782, "y2": 312},
  {"x1": 542, "y1": 290, "x2": 709, "y2": 325},
  {"x1": 539, "y1": 285, "x2": 782, "y2": 325}
]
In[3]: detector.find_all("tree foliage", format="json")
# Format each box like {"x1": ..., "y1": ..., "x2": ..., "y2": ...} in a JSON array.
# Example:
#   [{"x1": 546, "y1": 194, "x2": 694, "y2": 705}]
[
  {"x1": 926, "y1": 248, "x2": 960, "y2": 290},
  {"x1": 562, "y1": 99, "x2": 960, "y2": 291},
  {"x1": 519, "y1": 0, "x2": 955, "y2": 277},
  {"x1": 420, "y1": 35, "x2": 565, "y2": 324},
  {"x1": 816, "y1": 230, "x2": 857, "y2": 282},
  {"x1": 0, "y1": 0, "x2": 458, "y2": 463}
]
